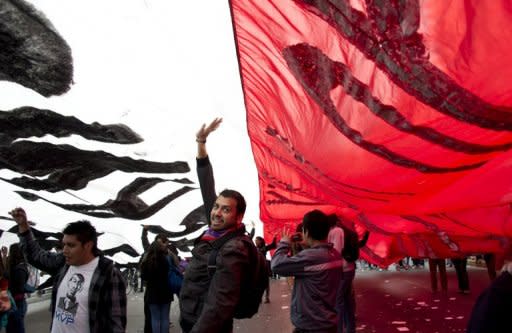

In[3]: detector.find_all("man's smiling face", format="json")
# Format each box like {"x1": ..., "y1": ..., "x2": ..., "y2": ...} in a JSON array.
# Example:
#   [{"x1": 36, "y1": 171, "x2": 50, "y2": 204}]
[{"x1": 210, "y1": 195, "x2": 242, "y2": 231}]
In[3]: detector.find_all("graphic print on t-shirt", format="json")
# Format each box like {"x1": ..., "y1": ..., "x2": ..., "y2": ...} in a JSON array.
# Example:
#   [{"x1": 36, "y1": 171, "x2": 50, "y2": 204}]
[{"x1": 55, "y1": 273, "x2": 85, "y2": 323}]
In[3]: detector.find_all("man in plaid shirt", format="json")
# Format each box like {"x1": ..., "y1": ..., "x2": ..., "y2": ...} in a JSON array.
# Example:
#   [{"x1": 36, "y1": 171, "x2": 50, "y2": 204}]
[{"x1": 10, "y1": 207, "x2": 127, "y2": 333}]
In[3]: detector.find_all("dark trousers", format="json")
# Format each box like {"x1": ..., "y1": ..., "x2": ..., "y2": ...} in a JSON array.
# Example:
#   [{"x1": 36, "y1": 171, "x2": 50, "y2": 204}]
[
  {"x1": 428, "y1": 259, "x2": 447, "y2": 292},
  {"x1": 337, "y1": 269, "x2": 356, "y2": 333},
  {"x1": 452, "y1": 258, "x2": 470, "y2": 291},
  {"x1": 144, "y1": 301, "x2": 152, "y2": 333}
]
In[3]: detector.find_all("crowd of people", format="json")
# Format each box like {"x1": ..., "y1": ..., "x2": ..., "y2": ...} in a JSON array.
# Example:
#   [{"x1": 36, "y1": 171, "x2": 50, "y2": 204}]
[{"x1": 2, "y1": 118, "x2": 512, "y2": 333}]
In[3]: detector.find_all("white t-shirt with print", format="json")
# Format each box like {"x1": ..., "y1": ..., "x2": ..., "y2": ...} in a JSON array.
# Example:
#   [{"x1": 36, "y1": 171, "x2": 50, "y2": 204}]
[{"x1": 51, "y1": 257, "x2": 99, "y2": 333}]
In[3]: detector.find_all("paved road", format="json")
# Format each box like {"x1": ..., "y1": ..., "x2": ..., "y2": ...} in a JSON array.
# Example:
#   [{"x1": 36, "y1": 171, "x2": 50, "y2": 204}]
[{"x1": 25, "y1": 265, "x2": 492, "y2": 332}]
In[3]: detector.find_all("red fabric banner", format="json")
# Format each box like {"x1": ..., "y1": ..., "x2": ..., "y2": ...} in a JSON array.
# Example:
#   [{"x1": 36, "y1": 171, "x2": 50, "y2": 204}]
[{"x1": 230, "y1": 0, "x2": 512, "y2": 266}]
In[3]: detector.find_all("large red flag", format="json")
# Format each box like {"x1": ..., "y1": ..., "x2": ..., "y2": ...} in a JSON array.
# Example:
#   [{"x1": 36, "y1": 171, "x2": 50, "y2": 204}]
[{"x1": 230, "y1": 0, "x2": 512, "y2": 265}]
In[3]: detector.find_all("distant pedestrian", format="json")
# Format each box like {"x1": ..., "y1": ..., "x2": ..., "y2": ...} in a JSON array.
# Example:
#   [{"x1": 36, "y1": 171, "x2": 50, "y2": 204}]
[
  {"x1": 452, "y1": 257, "x2": 470, "y2": 294},
  {"x1": 254, "y1": 235, "x2": 277, "y2": 303},
  {"x1": 141, "y1": 241, "x2": 173, "y2": 333},
  {"x1": 428, "y1": 258, "x2": 447, "y2": 292},
  {"x1": 140, "y1": 226, "x2": 175, "y2": 333}
]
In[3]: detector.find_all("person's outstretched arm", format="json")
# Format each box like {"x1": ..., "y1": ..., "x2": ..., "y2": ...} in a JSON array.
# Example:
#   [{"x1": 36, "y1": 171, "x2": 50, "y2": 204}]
[
  {"x1": 359, "y1": 231, "x2": 370, "y2": 248},
  {"x1": 10, "y1": 207, "x2": 65, "y2": 275},
  {"x1": 248, "y1": 221, "x2": 256, "y2": 239},
  {"x1": 266, "y1": 235, "x2": 278, "y2": 251},
  {"x1": 196, "y1": 117, "x2": 222, "y2": 159},
  {"x1": 141, "y1": 225, "x2": 150, "y2": 251},
  {"x1": 196, "y1": 118, "x2": 222, "y2": 224}
]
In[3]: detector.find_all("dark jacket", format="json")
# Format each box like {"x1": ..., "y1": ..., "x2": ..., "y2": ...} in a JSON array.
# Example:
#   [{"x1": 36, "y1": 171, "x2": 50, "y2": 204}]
[
  {"x1": 179, "y1": 156, "x2": 251, "y2": 333},
  {"x1": 141, "y1": 254, "x2": 173, "y2": 304},
  {"x1": 19, "y1": 230, "x2": 127, "y2": 333},
  {"x1": 466, "y1": 270, "x2": 512, "y2": 333},
  {"x1": 8, "y1": 263, "x2": 28, "y2": 301}
]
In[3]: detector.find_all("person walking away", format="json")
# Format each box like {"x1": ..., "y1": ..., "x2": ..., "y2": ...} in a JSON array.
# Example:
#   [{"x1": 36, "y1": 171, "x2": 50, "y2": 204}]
[
  {"x1": 141, "y1": 241, "x2": 173, "y2": 333},
  {"x1": 272, "y1": 210, "x2": 344, "y2": 333},
  {"x1": 140, "y1": 225, "x2": 174, "y2": 333}
]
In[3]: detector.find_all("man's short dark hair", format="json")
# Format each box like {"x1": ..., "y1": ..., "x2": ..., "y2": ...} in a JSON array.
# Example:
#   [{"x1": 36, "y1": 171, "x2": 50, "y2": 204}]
[
  {"x1": 302, "y1": 210, "x2": 330, "y2": 241},
  {"x1": 219, "y1": 189, "x2": 246, "y2": 216},
  {"x1": 63, "y1": 220, "x2": 99, "y2": 255}
]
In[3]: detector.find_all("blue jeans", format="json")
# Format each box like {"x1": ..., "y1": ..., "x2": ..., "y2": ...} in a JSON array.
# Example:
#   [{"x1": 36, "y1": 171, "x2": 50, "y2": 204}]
[
  {"x1": 6, "y1": 299, "x2": 27, "y2": 333},
  {"x1": 149, "y1": 302, "x2": 171, "y2": 333},
  {"x1": 337, "y1": 270, "x2": 356, "y2": 333}
]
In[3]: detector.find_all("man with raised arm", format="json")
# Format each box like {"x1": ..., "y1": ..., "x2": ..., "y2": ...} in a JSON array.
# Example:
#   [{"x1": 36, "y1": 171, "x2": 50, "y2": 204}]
[
  {"x1": 9, "y1": 208, "x2": 126, "y2": 333},
  {"x1": 179, "y1": 118, "x2": 254, "y2": 333}
]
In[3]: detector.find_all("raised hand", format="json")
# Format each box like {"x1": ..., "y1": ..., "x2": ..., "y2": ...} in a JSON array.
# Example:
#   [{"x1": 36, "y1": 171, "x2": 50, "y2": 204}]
[
  {"x1": 9, "y1": 207, "x2": 27, "y2": 225},
  {"x1": 8, "y1": 207, "x2": 30, "y2": 233},
  {"x1": 196, "y1": 118, "x2": 223, "y2": 142},
  {"x1": 280, "y1": 227, "x2": 291, "y2": 243}
]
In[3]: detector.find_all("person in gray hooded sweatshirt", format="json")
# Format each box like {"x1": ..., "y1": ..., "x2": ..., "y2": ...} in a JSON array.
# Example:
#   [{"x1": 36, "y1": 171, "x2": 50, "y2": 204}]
[{"x1": 271, "y1": 210, "x2": 344, "y2": 333}]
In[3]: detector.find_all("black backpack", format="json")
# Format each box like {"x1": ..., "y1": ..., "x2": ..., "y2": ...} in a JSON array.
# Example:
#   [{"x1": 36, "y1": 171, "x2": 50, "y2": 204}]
[
  {"x1": 208, "y1": 230, "x2": 269, "y2": 319},
  {"x1": 342, "y1": 228, "x2": 360, "y2": 262}
]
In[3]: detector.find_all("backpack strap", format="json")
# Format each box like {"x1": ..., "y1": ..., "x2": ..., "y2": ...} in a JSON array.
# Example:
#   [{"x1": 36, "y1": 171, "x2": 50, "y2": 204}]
[{"x1": 207, "y1": 228, "x2": 247, "y2": 277}]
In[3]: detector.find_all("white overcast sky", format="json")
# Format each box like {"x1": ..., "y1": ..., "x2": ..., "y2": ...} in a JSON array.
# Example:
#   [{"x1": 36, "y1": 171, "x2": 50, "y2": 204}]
[{"x1": 0, "y1": 0, "x2": 262, "y2": 257}]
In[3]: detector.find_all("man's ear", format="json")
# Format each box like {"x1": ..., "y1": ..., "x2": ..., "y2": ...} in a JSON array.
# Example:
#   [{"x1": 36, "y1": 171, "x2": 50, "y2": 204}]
[{"x1": 84, "y1": 241, "x2": 94, "y2": 253}]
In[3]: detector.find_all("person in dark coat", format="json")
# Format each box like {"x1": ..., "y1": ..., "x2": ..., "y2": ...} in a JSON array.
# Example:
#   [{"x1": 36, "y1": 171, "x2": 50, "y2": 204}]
[
  {"x1": 141, "y1": 241, "x2": 173, "y2": 333},
  {"x1": 179, "y1": 118, "x2": 254, "y2": 333}
]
